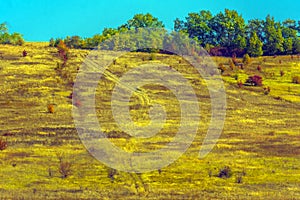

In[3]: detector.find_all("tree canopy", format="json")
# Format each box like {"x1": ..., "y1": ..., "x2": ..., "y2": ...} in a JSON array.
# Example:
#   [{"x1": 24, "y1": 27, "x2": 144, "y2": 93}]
[{"x1": 50, "y1": 11, "x2": 300, "y2": 56}]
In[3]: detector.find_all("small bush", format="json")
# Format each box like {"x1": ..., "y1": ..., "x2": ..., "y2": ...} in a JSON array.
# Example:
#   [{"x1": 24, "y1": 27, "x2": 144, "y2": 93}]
[
  {"x1": 243, "y1": 54, "x2": 251, "y2": 65},
  {"x1": 107, "y1": 167, "x2": 118, "y2": 182},
  {"x1": 280, "y1": 70, "x2": 285, "y2": 77},
  {"x1": 47, "y1": 104, "x2": 54, "y2": 113},
  {"x1": 59, "y1": 161, "x2": 72, "y2": 178},
  {"x1": 236, "y1": 174, "x2": 243, "y2": 184},
  {"x1": 231, "y1": 54, "x2": 238, "y2": 66},
  {"x1": 218, "y1": 166, "x2": 232, "y2": 178},
  {"x1": 292, "y1": 76, "x2": 300, "y2": 84},
  {"x1": 57, "y1": 40, "x2": 69, "y2": 64},
  {"x1": 245, "y1": 75, "x2": 263, "y2": 86},
  {"x1": 257, "y1": 65, "x2": 262, "y2": 72},
  {"x1": 229, "y1": 59, "x2": 235, "y2": 70},
  {"x1": 0, "y1": 138, "x2": 7, "y2": 150},
  {"x1": 218, "y1": 64, "x2": 226, "y2": 74},
  {"x1": 22, "y1": 50, "x2": 27, "y2": 57},
  {"x1": 233, "y1": 74, "x2": 239, "y2": 80},
  {"x1": 237, "y1": 81, "x2": 243, "y2": 88},
  {"x1": 74, "y1": 100, "x2": 82, "y2": 107},
  {"x1": 149, "y1": 53, "x2": 156, "y2": 60},
  {"x1": 264, "y1": 86, "x2": 271, "y2": 95}
]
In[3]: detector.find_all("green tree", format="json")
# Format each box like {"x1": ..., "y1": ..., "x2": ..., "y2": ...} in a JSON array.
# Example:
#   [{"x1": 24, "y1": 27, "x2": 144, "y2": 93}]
[
  {"x1": 263, "y1": 15, "x2": 284, "y2": 55},
  {"x1": 9, "y1": 33, "x2": 24, "y2": 45},
  {"x1": 283, "y1": 38, "x2": 293, "y2": 54},
  {"x1": 183, "y1": 10, "x2": 213, "y2": 46},
  {"x1": 247, "y1": 32, "x2": 263, "y2": 57},
  {"x1": 174, "y1": 18, "x2": 185, "y2": 32},
  {"x1": 247, "y1": 19, "x2": 264, "y2": 42},
  {"x1": 210, "y1": 9, "x2": 247, "y2": 49},
  {"x1": 0, "y1": 23, "x2": 8, "y2": 34},
  {"x1": 281, "y1": 19, "x2": 299, "y2": 54},
  {"x1": 49, "y1": 38, "x2": 55, "y2": 47},
  {"x1": 124, "y1": 13, "x2": 164, "y2": 29},
  {"x1": 0, "y1": 22, "x2": 24, "y2": 46}
]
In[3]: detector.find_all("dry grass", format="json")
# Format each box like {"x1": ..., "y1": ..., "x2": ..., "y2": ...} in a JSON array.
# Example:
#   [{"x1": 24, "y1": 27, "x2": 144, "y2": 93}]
[{"x1": 0, "y1": 42, "x2": 299, "y2": 199}]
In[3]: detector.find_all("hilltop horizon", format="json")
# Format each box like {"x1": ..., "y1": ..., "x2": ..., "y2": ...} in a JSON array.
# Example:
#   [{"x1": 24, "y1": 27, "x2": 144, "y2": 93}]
[{"x1": 1, "y1": 0, "x2": 299, "y2": 41}]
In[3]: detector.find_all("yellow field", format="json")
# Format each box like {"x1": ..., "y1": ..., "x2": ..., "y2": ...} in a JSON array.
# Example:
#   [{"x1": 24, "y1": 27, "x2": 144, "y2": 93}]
[{"x1": 0, "y1": 42, "x2": 299, "y2": 199}]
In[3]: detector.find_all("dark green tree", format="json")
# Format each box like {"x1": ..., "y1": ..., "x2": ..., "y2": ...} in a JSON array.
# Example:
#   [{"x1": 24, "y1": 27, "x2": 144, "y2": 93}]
[
  {"x1": 183, "y1": 10, "x2": 213, "y2": 46},
  {"x1": 247, "y1": 31, "x2": 263, "y2": 57},
  {"x1": 263, "y1": 15, "x2": 284, "y2": 55},
  {"x1": 210, "y1": 9, "x2": 247, "y2": 49},
  {"x1": 281, "y1": 19, "x2": 299, "y2": 54},
  {"x1": 247, "y1": 19, "x2": 264, "y2": 42}
]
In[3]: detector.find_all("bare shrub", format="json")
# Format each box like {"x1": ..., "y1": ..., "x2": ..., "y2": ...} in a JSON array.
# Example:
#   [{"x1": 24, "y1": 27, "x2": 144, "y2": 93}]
[
  {"x1": 59, "y1": 161, "x2": 72, "y2": 178},
  {"x1": 218, "y1": 166, "x2": 232, "y2": 178},
  {"x1": 0, "y1": 138, "x2": 7, "y2": 150}
]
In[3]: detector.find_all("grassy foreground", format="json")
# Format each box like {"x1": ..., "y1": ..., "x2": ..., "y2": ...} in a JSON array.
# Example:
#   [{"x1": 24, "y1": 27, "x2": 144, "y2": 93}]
[{"x1": 0, "y1": 42, "x2": 299, "y2": 199}]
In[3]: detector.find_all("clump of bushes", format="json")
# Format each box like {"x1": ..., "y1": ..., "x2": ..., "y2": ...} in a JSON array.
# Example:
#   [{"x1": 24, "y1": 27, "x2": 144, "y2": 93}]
[
  {"x1": 0, "y1": 138, "x2": 7, "y2": 150},
  {"x1": 245, "y1": 75, "x2": 263, "y2": 86},
  {"x1": 292, "y1": 76, "x2": 300, "y2": 84}
]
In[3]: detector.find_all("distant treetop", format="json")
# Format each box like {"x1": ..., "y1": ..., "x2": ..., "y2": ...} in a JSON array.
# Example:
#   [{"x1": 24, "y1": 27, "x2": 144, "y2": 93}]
[{"x1": 0, "y1": 22, "x2": 24, "y2": 46}]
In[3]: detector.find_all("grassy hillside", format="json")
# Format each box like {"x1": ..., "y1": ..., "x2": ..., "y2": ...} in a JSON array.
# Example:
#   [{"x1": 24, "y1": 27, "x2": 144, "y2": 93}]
[{"x1": 0, "y1": 42, "x2": 299, "y2": 199}]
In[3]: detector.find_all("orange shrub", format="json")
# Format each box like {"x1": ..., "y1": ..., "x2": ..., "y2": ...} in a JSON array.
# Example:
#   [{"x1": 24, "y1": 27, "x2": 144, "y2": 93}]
[{"x1": 47, "y1": 104, "x2": 54, "y2": 113}]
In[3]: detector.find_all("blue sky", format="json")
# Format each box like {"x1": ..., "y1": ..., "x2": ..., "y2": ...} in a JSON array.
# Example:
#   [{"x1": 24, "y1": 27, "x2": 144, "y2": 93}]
[{"x1": 0, "y1": 0, "x2": 299, "y2": 41}]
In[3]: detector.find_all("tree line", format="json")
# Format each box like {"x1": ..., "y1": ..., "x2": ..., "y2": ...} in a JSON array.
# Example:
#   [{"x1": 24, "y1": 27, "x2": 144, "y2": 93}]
[
  {"x1": 0, "y1": 23, "x2": 24, "y2": 46},
  {"x1": 175, "y1": 9, "x2": 300, "y2": 56},
  {"x1": 49, "y1": 10, "x2": 300, "y2": 57}
]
